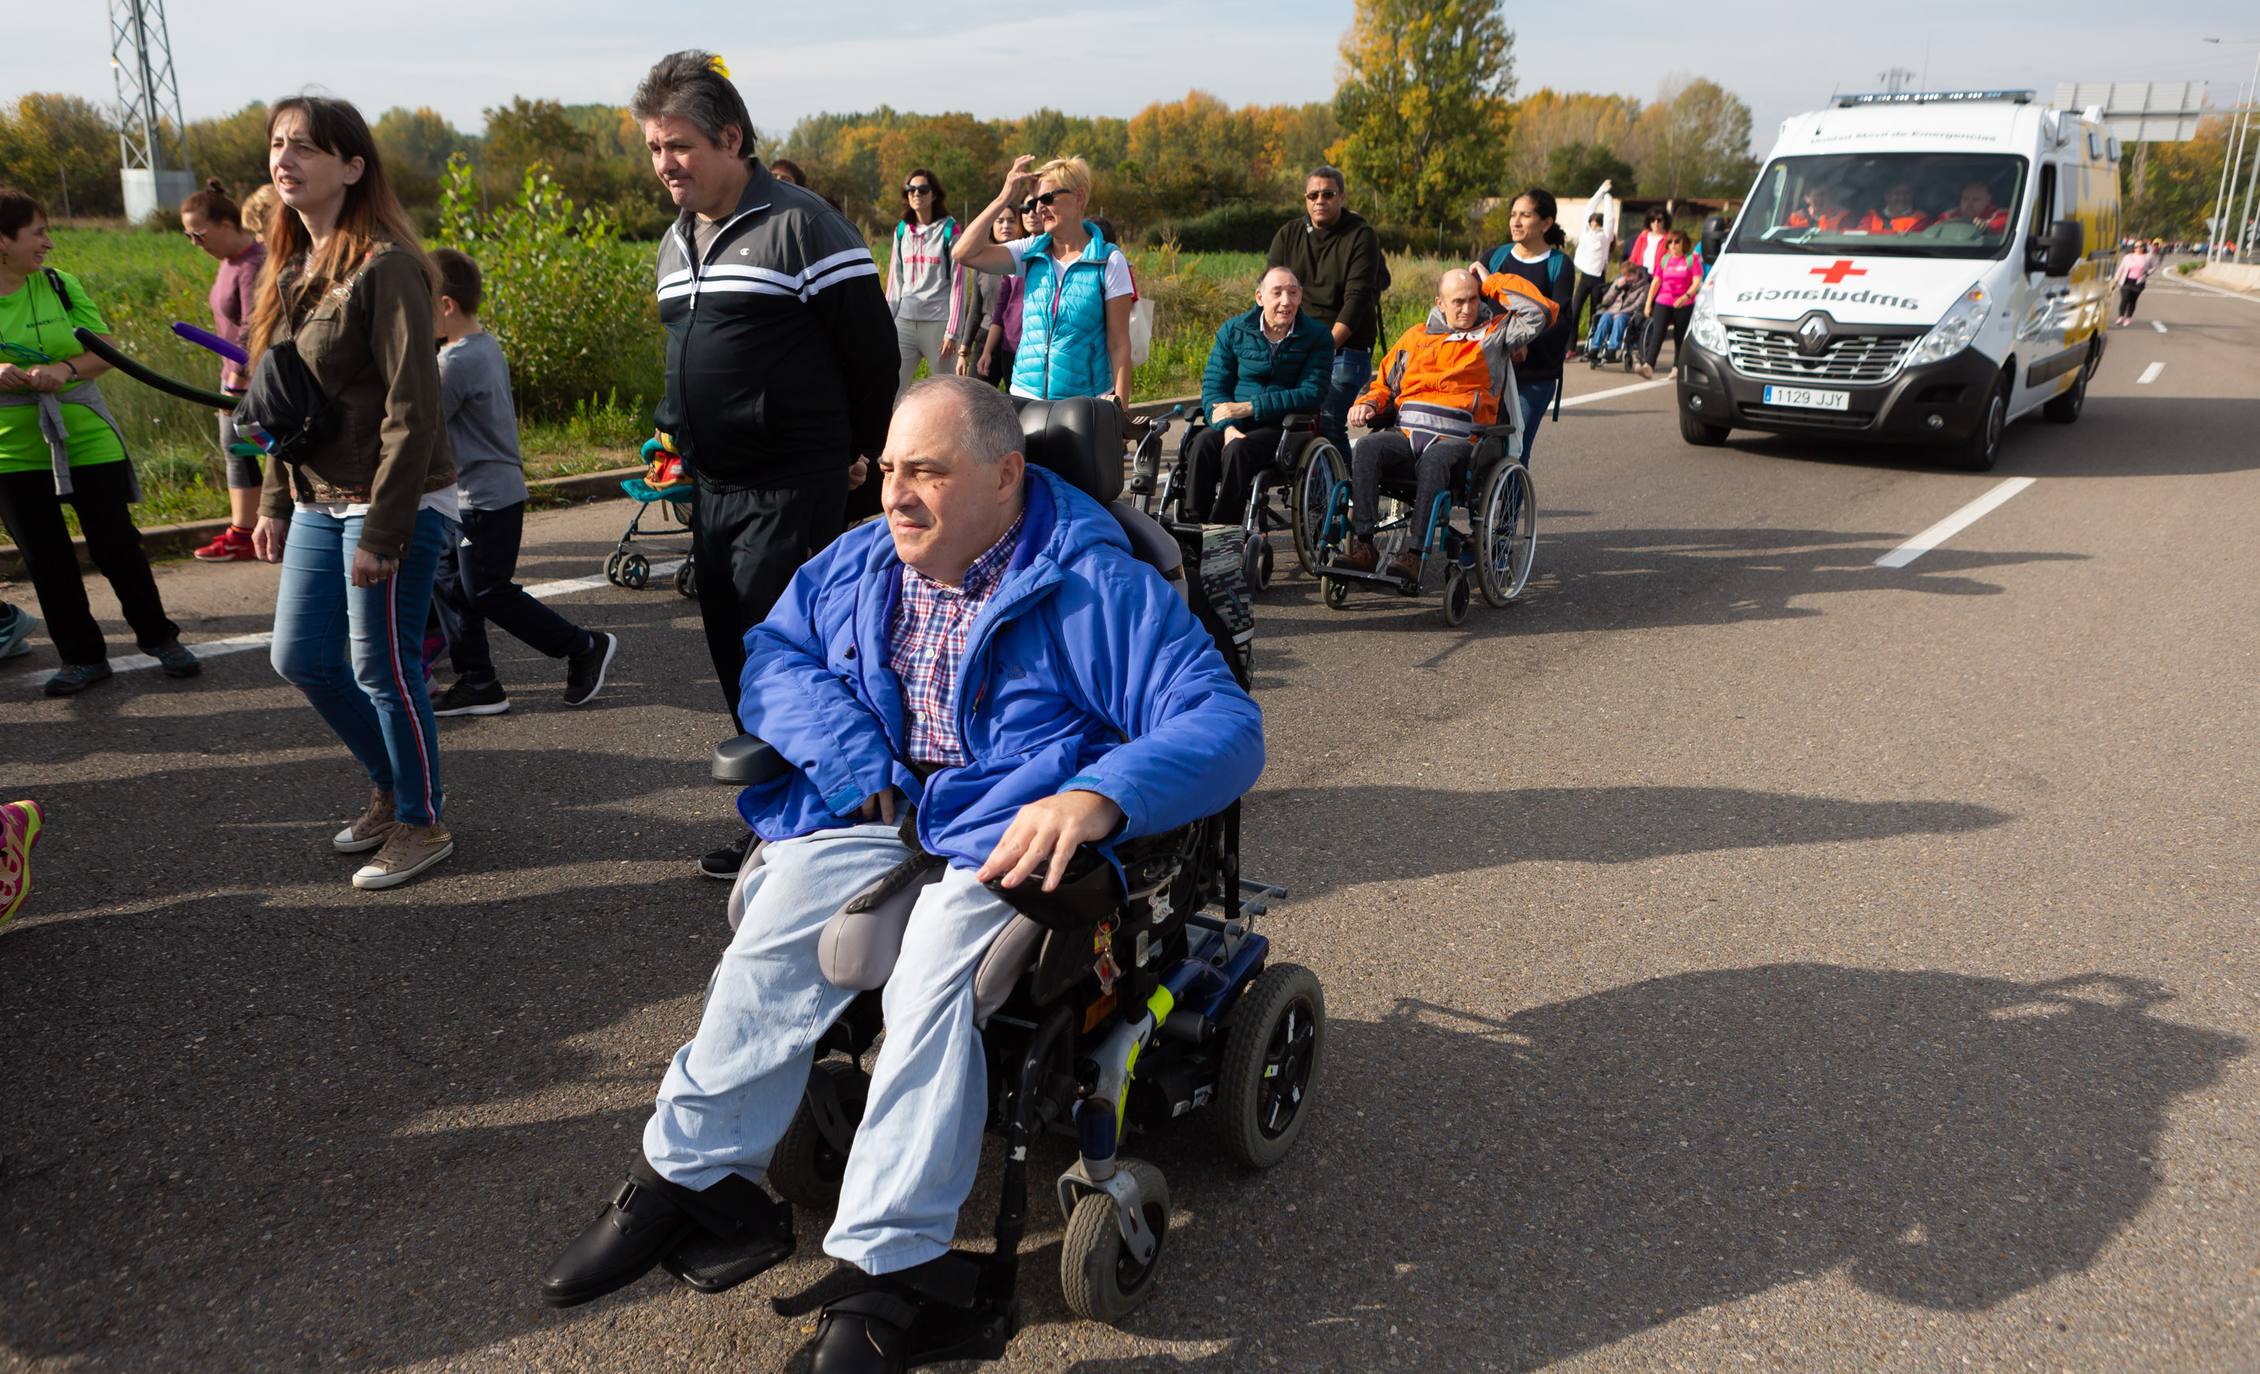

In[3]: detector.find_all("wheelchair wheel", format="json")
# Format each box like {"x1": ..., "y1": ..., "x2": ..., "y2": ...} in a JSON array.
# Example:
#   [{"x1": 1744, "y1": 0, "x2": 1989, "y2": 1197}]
[
  {"x1": 770, "y1": 1060, "x2": 868, "y2": 1210},
  {"x1": 1320, "y1": 575, "x2": 1350, "y2": 610},
  {"x1": 1475, "y1": 461, "x2": 1536, "y2": 607},
  {"x1": 1292, "y1": 440, "x2": 1347, "y2": 578},
  {"x1": 603, "y1": 550, "x2": 625, "y2": 586},
  {"x1": 1060, "y1": 1158, "x2": 1170, "y2": 1324},
  {"x1": 619, "y1": 552, "x2": 651, "y2": 590},
  {"x1": 1441, "y1": 563, "x2": 1471, "y2": 625},
  {"x1": 1241, "y1": 534, "x2": 1271, "y2": 594},
  {"x1": 675, "y1": 558, "x2": 697, "y2": 599},
  {"x1": 1214, "y1": 963, "x2": 1325, "y2": 1169}
]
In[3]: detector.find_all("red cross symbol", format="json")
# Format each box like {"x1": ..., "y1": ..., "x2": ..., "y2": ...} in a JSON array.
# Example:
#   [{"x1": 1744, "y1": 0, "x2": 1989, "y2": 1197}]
[{"x1": 1810, "y1": 259, "x2": 1866, "y2": 285}]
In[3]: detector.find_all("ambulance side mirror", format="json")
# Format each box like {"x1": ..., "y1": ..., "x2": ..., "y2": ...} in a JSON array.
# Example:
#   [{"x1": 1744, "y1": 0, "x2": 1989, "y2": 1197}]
[
  {"x1": 1700, "y1": 215, "x2": 1729, "y2": 263},
  {"x1": 2031, "y1": 219, "x2": 2082, "y2": 277}
]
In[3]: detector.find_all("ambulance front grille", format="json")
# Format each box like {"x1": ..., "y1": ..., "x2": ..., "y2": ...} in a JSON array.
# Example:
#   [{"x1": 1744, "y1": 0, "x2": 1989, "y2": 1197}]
[{"x1": 1725, "y1": 327, "x2": 1916, "y2": 385}]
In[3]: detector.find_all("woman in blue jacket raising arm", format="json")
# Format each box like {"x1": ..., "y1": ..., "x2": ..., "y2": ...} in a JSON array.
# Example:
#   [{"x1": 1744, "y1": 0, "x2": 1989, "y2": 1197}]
[{"x1": 951, "y1": 155, "x2": 1134, "y2": 405}]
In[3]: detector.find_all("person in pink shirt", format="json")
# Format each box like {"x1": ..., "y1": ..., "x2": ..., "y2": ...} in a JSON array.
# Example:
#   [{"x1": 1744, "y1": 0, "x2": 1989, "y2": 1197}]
[
  {"x1": 180, "y1": 179, "x2": 267, "y2": 562},
  {"x1": 2111, "y1": 243, "x2": 2154, "y2": 326},
  {"x1": 1637, "y1": 230, "x2": 1704, "y2": 379}
]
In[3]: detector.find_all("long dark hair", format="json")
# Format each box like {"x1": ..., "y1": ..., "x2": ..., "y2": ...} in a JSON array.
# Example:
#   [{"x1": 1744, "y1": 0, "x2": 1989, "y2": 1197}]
[
  {"x1": 900, "y1": 167, "x2": 948, "y2": 226},
  {"x1": 247, "y1": 96, "x2": 430, "y2": 358},
  {"x1": 1514, "y1": 187, "x2": 1566, "y2": 248}
]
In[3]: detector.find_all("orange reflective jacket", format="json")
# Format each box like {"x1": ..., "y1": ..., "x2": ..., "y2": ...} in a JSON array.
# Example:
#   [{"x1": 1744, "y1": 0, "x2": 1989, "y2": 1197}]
[{"x1": 1356, "y1": 273, "x2": 1560, "y2": 434}]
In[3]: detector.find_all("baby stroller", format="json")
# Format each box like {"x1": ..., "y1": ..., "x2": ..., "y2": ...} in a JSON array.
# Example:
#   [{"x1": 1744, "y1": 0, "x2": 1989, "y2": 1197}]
[{"x1": 605, "y1": 437, "x2": 697, "y2": 597}]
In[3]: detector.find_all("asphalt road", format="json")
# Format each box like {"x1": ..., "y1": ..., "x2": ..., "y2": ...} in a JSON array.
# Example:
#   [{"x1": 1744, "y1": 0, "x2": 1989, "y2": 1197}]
[{"x1": 5, "y1": 279, "x2": 2258, "y2": 1372}]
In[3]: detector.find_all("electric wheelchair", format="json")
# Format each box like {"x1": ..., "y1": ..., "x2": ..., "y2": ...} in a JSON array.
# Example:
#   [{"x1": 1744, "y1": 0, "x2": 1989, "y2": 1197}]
[
  {"x1": 1307, "y1": 400, "x2": 1539, "y2": 626},
  {"x1": 1127, "y1": 404, "x2": 1347, "y2": 595},
  {"x1": 702, "y1": 395, "x2": 1322, "y2": 1365}
]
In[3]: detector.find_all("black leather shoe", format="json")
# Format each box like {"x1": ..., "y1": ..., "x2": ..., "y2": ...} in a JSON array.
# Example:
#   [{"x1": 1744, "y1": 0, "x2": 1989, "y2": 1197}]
[
  {"x1": 540, "y1": 1168, "x2": 698, "y2": 1308},
  {"x1": 700, "y1": 830, "x2": 752, "y2": 882},
  {"x1": 806, "y1": 1253, "x2": 1008, "y2": 1374}
]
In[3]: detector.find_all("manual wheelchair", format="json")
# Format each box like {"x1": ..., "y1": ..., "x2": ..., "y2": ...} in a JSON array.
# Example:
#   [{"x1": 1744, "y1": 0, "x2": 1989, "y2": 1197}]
[
  {"x1": 1308, "y1": 410, "x2": 1538, "y2": 626},
  {"x1": 704, "y1": 396, "x2": 1322, "y2": 1365},
  {"x1": 1127, "y1": 404, "x2": 1347, "y2": 596}
]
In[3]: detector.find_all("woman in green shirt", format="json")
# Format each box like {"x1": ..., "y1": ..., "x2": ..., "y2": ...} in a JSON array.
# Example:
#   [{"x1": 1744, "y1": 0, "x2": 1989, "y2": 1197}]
[{"x1": 0, "y1": 187, "x2": 198, "y2": 696}]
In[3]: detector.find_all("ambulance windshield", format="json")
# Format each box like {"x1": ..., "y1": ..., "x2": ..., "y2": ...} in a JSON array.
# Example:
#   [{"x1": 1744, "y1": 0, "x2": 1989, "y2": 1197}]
[{"x1": 1729, "y1": 153, "x2": 2029, "y2": 259}]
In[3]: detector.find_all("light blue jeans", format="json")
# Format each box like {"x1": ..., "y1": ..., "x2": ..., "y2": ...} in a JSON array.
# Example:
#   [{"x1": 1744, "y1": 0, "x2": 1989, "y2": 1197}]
[
  {"x1": 270, "y1": 506, "x2": 447, "y2": 826},
  {"x1": 1319, "y1": 346, "x2": 1372, "y2": 454},
  {"x1": 643, "y1": 822, "x2": 1019, "y2": 1276}
]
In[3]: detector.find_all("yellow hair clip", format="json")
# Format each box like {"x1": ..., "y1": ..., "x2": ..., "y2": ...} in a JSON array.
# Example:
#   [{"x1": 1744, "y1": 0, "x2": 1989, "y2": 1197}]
[{"x1": 708, "y1": 54, "x2": 731, "y2": 79}]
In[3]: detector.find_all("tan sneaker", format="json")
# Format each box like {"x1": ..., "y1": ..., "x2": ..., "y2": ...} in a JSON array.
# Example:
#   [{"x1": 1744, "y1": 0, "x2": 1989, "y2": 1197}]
[
  {"x1": 352, "y1": 822, "x2": 455, "y2": 890},
  {"x1": 332, "y1": 789, "x2": 396, "y2": 854}
]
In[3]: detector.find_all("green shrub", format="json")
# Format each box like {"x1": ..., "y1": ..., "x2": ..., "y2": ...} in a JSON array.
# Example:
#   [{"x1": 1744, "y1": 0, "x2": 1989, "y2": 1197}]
[
  {"x1": 1152, "y1": 202, "x2": 1300, "y2": 253},
  {"x1": 436, "y1": 154, "x2": 661, "y2": 420}
]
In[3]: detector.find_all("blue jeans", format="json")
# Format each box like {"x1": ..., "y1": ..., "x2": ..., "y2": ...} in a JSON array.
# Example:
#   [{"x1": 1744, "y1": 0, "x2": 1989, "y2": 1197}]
[
  {"x1": 1516, "y1": 376, "x2": 1560, "y2": 465},
  {"x1": 1319, "y1": 347, "x2": 1371, "y2": 454},
  {"x1": 270, "y1": 506, "x2": 448, "y2": 826},
  {"x1": 643, "y1": 823, "x2": 1019, "y2": 1276},
  {"x1": 1593, "y1": 312, "x2": 1634, "y2": 351}
]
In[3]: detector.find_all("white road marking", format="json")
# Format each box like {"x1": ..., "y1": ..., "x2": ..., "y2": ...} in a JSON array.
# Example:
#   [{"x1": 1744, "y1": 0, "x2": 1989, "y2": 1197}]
[
  {"x1": 15, "y1": 559, "x2": 686, "y2": 688},
  {"x1": 2151, "y1": 320, "x2": 2168, "y2": 334},
  {"x1": 2176, "y1": 275, "x2": 2260, "y2": 306},
  {"x1": 2137, "y1": 361, "x2": 2165, "y2": 385},
  {"x1": 1561, "y1": 377, "x2": 1675, "y2": 409},
  {"x1": 1875, "y1": 477, "x2": 2037, "y2": 569}
]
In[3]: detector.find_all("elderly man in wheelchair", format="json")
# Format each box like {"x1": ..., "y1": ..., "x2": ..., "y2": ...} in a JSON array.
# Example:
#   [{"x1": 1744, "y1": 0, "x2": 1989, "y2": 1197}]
[{"x1": 542, "y1": 376, "x2": 1312, "y2": 1372}]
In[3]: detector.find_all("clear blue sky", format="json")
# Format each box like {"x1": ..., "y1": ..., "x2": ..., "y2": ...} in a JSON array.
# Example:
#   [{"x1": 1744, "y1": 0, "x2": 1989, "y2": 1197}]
[{"x1": 8, "y1": 2, "x2": 2255, "y2": 154}]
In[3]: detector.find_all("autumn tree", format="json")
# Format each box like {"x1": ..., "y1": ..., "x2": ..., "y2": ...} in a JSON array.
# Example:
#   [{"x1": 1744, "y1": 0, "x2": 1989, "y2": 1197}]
[
  {"x1": 1333, "y1": 0, "x2": 1516, "y2": 229},
  {"x1": 1546, "y1": 142, "x2": 1636, "y2": 196},
  {"x1": 0, "y1": 94, "x2": 122, "y2": 218},
  {"x1": 1624, "y1": 77, "x2": 1756, "y2": 199},
  {"x1": 1502, "y1": 89, "x2": 1640, "y2": 190},
  {"x1": 182, "y1": 102, "x2": 271, "y2": 201},
  {"x1": 373, "y1": 106, "x2": 470, "y2": 207}
]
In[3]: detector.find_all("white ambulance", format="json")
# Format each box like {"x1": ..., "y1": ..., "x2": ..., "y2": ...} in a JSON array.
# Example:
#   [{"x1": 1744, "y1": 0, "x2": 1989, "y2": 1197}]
[{"x1": 1677, "y1": 90, "x2": 2121, "y2": 470}]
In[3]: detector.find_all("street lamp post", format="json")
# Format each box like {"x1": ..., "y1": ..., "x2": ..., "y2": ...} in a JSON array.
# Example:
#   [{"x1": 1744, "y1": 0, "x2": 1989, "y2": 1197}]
[{"x1": 2205, "y1": 38, "x2": 2260, "y2": 261}]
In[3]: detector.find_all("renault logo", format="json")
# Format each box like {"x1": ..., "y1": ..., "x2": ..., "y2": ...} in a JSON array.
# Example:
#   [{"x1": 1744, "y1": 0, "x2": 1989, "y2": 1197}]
[{"x1": 1794, "y1": 312, "x2": 1833, "y2": 355}]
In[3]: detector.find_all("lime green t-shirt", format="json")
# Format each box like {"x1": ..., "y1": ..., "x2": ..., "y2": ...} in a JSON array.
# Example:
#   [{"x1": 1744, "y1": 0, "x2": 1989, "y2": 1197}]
[{"x1": 0, "y1": 268, "x2": 128, "y2": 473}]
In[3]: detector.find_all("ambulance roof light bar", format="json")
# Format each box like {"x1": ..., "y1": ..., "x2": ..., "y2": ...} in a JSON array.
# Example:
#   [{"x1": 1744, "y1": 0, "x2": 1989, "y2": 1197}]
[{"x1": 1833, "y1": 90, "x2": 2036, "y2": 108}]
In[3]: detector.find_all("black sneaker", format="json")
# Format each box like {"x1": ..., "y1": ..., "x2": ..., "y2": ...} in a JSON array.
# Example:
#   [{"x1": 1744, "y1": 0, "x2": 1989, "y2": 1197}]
[
  {"x1": 700, "y1": 831, "x2": 752, "y2": 882},
  {"x1": 43, "y1": 662, "x2": 113, "y2": 697},
  {"x1": 150, "y1": 639, "x2": 200, "y2": 678},
  {"x1": 563, "y1": 631, "x2": 618, "y2": 707},
  {"x1": 433, "y1": 678, "x2": 510, "y2": 717}
]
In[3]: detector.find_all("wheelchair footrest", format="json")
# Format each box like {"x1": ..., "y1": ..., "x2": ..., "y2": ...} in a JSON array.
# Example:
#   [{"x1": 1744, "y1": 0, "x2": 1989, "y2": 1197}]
[
  {"x1": 1238, "y1": 876, "x2": 1288, "y2": 915},
  {"x1": 1318, "y1": 565, "x2": 1418, "y2": 592}
]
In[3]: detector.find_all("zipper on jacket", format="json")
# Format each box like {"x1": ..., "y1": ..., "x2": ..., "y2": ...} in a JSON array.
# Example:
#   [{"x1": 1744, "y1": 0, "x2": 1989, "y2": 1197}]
[{"x1": 670, "y1": 204, "x2": 763, "y2": 456}]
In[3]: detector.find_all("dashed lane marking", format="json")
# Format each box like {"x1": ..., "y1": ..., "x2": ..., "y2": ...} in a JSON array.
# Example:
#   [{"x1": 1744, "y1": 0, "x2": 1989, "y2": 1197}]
[
  {"x1": 1875, "y1": 477, "x2": 2038, "y2": 570},
  {"x1": 2152, "y1": 320, "x2": 2168, "y2": 334},
  {"x1": 1561, "y1": 377, "x2": 1675, "y2": 408},
  {"x1": 2137, "y1": 362, "x2": 2165, "y2": 385}
]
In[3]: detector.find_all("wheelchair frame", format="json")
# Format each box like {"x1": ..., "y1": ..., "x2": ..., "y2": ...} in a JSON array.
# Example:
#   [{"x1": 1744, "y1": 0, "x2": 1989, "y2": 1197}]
[
  {"x1": 1129, "y1": 406, "x2": 1346, "y2": 593},
  {"x1": 1309, "y1": 422, "x2": 1539, "y2": 626}
]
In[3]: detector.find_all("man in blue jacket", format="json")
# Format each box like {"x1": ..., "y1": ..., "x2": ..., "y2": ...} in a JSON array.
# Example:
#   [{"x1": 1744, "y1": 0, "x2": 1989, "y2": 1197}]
[
  {"x1": 542, "y1": 376, "x2": 1264, "y2": 1364},
  {"x1": 1184, "y1": 266, "x2": 1333, "y2": 524}
]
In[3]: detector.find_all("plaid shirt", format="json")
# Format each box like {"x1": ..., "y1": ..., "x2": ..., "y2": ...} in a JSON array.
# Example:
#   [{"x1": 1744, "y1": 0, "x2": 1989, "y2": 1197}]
[{"x1": 888, "y1": 512, "x2": 1025, "y2": 767}]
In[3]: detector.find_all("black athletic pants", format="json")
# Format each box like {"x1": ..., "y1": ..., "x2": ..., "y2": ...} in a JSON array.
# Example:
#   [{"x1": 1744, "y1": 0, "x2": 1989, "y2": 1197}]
[
  {"x1": 433, "y1": 500, "x2": 593, "y2": 690},
  {"x1": 692, "y1": 470, "x2": 850, "y2": 722},
  {"x1": 1569, "y1": 270, "x2": 1606, "y2": 341},
  {"x1": 1642, "y1": 302, "x2": 1694, "y2": 368},
  {"x1": 0, "y1": 460, "x2": 177, "y2": 667},
  {"x1": 1183, "y1": 424, "x2": 1285, "y2": 525}
]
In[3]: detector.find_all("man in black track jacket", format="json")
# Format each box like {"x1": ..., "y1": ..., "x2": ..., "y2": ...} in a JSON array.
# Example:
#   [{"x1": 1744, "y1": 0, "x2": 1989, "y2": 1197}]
[{"x1": 632, "y1": 50, "x2": 897, "y2": 879}]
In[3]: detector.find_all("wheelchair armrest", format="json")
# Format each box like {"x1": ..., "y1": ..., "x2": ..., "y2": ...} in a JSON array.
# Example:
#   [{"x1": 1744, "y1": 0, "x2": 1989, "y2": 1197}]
[
  {"x1": 984, "y1": 847, "x2": 1123, "y2": 931},
  {"x1": 712, "y1": 735, "x2": 790, "y2": 785}
]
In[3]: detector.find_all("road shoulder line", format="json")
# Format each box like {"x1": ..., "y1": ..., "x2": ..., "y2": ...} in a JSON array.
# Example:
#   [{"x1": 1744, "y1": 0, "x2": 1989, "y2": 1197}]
[{"x1": 1875, "y1": 477, "x2": 2037, "y2": 569}]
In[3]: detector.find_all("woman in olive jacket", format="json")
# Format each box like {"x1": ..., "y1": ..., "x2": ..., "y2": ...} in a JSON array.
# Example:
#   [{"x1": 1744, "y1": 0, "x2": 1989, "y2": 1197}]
[{"x1": 246, "y1": 96, "x2": 459, "y2": 891}]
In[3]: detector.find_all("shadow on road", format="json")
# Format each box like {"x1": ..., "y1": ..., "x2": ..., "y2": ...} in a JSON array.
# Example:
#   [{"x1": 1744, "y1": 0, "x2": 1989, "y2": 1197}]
[{"x1": 1060, "y1": 969, "x2": 2244, "y2": 1371}]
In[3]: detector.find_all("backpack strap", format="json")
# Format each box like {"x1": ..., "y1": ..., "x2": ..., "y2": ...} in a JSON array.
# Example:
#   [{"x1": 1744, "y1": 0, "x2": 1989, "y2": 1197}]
[{"x1": 41, "y1": 268, "x2": 73, "y2": 315}]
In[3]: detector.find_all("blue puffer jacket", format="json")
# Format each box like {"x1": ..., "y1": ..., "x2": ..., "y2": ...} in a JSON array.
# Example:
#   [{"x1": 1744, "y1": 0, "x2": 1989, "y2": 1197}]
[
  {"x1": 1200, "y1": 306, "x2": 1333, "y2": 427},
  {"x1": 736, "y1": 464, "x2": 1265, "y2": 870},
  {"x1": 1010, "y1": 222, "x2": 1122, "y2": 400}
]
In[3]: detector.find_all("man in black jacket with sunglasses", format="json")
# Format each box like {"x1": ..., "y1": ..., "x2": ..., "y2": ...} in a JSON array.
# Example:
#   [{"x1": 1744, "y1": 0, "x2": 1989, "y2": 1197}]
[{"x1": 632, "y1": 50, "x2": 897, "y2": 880}]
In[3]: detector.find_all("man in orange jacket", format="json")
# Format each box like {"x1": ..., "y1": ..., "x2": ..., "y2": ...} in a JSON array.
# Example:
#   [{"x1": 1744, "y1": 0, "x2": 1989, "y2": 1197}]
[{"x1": 1337, "y1": 268, "x2": 1556, "y2": 580}]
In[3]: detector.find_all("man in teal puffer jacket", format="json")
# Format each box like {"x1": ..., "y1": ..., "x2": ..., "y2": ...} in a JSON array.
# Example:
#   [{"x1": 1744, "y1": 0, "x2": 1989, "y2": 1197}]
[
  {"x1": 1186, "y1": 265, "x2": 1332, "y2": 523},
  {"x1": 542, "y1": 376, "x2": 1262, "y2": 1370}
]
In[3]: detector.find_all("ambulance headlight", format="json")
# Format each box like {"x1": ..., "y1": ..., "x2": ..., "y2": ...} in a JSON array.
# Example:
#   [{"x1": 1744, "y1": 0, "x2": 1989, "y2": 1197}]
[
  {"x1": 1906, "y1": 287, "x2": 1991, "y2": 368},
  {"x1": 1688, "y1": 286, "x2": 1727, "y2": 353}
]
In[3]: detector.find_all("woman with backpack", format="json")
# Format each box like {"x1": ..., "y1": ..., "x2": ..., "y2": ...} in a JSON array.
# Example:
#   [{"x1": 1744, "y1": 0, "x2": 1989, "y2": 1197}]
[
  {"x1": 0, "y1": 185, "x2": 199, "y2": 697},
  {"x1": 1481, "y1": 187, "x2": 1577, "y2": 463},
  {"x1": 1637, "y1": 230, "x2": 1705, "y2": 380},
  {"x1": 951, "y1": 154, "x2": 1135, "y2": 405},
  {"x1": 885, "y1": 167, "x2": 967, "y2": 396},
  {"x1": 244, "y1": 96, "x2": 458, "y2": 891}
]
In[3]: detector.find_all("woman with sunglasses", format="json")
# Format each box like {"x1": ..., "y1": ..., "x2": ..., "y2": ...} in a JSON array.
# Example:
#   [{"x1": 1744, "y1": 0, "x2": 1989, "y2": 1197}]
[
  {"x1": 885, "y1": 167, "x2": 966, "y2": 397},
  {"x1": 246, "y1": 96, "x2": 459, "y2": 891},
  {"x1": 952, "y1": 155, "x2": 1134, "y2": 405},
  {"x1": 180, "y1": 179, "x2": 268, "y2": 562},
  {"x1": 0, "y1": 185, "x2": 199, "y2": 696}
]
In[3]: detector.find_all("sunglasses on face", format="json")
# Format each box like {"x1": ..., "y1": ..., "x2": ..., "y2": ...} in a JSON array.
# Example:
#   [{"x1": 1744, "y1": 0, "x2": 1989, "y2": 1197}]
[
  {"x1": 183, "y1": 228, "x2": 208, "y2": 244},
  {"x1": 1017, "y1": 190, "x2": 1069, "y2": 214},
  {"x1": 904, "y1": 184, "x2": 934, "y2": 195},
  {"x1": 1306, "y1": 189, "x2": 1340, "y2": 201}
]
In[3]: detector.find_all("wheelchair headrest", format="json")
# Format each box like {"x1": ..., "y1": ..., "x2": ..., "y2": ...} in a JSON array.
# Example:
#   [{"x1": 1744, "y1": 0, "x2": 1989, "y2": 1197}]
[{"x1": 1014, "y1": 396, "x2": 1122, "y2": 503}]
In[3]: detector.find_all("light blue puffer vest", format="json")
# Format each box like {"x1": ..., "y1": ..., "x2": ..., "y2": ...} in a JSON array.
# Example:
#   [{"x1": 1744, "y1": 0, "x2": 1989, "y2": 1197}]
[{"x1": 1010, "y1": 222, "x2": 1121, "y2": 400}]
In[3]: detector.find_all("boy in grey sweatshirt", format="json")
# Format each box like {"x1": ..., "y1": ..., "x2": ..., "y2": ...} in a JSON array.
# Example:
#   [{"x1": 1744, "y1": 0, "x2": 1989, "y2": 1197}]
[{"x1": 428, "y1": 249, "x2": 617, "y2": 716}]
